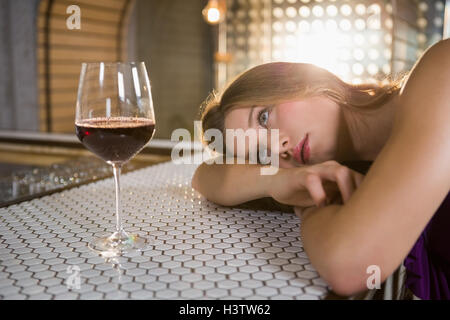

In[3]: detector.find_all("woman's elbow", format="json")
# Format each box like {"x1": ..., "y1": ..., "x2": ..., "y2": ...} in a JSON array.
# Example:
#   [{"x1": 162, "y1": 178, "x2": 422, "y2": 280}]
[
  {"x1": 322, "y1": 251, "x2": 378, "y2": 297},
  {"x1": 326, "y1": 271, "x2": 368, "y2": 297},
  {"x1": 191, "y1": 166, "x2": 230, "y2": 206},
  {"x1": 191, "y1": 163, "x2": 213, "y2": 194},
  {"x1": 326, "y1": 257, "x2": 392, "y2": 297}
]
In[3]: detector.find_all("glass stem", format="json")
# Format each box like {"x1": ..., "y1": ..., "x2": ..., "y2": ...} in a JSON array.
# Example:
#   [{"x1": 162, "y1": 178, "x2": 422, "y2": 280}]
[{"x1": 112, "y1": 163, "x2": 123, "y2": 234}]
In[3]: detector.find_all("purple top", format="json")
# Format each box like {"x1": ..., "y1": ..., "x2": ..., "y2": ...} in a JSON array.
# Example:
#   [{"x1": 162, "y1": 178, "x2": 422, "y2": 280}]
[{"x1": 403, "y1": 191, "x2": 450, "y2": 300}]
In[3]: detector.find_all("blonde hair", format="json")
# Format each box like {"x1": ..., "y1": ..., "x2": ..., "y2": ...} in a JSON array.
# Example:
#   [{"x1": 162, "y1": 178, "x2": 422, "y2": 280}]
[{"x1": 199, "y1": 62, "x2": 406, "y2": 153}]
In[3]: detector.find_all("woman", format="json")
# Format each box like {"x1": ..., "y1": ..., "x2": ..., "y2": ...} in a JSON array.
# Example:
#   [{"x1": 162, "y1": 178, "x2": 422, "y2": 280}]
[{"x1": 191, "y1": 39, "x2": 450, "y2": 299}]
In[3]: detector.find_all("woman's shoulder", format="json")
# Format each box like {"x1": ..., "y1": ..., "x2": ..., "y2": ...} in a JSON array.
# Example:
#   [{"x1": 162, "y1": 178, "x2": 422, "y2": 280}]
[
  {"x1": 424, "y1": 38, "x2": 450, "y2": 59},
  {"x1": 404, "y1": 38, "x2": 450, "y2": 79},
  {"x1": 394, "y1": 39, "x2": 450, "y2": 128},
  {"x1": 400, "y1": 38, "x2": 449, "y2": 93}
]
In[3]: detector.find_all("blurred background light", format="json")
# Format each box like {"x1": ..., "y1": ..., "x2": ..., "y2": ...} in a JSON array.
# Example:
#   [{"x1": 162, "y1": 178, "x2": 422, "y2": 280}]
[
  {"x1": 203, "y1": 0, "x2": 226, "y2": 24},
  {"x1": 299, "y1": 6, "x2": 311, "y2": 17},
  {"x1": 355, "y1": 19, "x2": 366, "y2": 31},
  {"x1": 224, "y1": 0, "x2": 448, "y2": 86},
  {"x1": 286, "y1": 6, "x2": 297, "y2": 17},
  {"x1": 339, "y1": 19, "x2": 352, "y2": 31},
  {"x1": 312, "y1": 5, "x2": 324, "y2": 17},
  {"x1": 355, "y1": 4, "x2": 366, "y2": 15},
  {"x1": 340, "y1": 4, "x2": 352, "y2": 16},
  {"x1": 326, "y1": 5, "x2": 338, "y2": 17}
]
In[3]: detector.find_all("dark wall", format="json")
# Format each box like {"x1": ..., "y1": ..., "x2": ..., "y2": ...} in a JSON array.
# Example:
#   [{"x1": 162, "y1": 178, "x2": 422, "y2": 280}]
[
  {"x1": 135, "y1": 0, "x2": 214, "y2": 139},
  {"x1": 0, "y1": 0, "x2": 40, "y2": 131}
]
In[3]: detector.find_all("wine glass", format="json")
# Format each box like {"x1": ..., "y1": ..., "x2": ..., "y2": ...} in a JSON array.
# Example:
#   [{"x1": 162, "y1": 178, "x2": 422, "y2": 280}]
[{"x1": 75, "y1": 62, "x2": 156, "y2": 256}]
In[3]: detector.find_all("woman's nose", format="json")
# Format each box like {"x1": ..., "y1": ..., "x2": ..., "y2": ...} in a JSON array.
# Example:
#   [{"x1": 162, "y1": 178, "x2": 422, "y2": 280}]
[{"x1": 279, "y1": 136, "x2": 292, "y2": 159}]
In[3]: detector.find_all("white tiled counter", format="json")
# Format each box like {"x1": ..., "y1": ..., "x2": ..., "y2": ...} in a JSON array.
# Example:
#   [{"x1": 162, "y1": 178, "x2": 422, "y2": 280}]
[{"x1": 0, "y1": 161, "x2": 331, "y2": 300}]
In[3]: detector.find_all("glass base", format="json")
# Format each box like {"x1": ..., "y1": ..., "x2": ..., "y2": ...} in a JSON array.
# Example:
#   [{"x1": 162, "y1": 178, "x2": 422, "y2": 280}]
[{"x1": 88, "y1": 230, "x2": 150, "y2": 257}]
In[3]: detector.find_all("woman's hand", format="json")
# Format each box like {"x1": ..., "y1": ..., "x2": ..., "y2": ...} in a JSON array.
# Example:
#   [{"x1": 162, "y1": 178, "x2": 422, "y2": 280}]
[
  {"x1": 294, "y1": 205, "x2": 319, "y2": 221},
  {"x1": 268, "y1": 160, "x2": 365, "y2": 208}
]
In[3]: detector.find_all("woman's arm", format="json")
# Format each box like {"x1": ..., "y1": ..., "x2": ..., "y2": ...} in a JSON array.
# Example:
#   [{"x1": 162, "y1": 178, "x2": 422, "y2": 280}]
[
  {"x1": 191, "y1": 162, "x2": 271, "y2": 206},
  {"x1": 192, "y1": 159, "x2": 364, "y2": 208},
  {"x1": 298, "y1": 39, "x2": 450, "y2": 296}
]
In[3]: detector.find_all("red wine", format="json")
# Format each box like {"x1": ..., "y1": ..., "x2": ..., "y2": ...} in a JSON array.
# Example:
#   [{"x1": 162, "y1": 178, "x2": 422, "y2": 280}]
[{"x1": 76, "y1": 117, "x2": 155, "y2": 163}]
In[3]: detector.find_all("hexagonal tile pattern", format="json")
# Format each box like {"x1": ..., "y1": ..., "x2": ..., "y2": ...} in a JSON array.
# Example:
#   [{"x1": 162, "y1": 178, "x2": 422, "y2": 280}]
[{"x1": 0, "y1": 162, "x2": 330, "y2": 299}]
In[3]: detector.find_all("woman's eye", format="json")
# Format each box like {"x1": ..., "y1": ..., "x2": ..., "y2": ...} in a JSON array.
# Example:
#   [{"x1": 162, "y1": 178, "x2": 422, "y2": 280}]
[{"x1": 258, "y1": 109, "x2": 269, "y2": 127}]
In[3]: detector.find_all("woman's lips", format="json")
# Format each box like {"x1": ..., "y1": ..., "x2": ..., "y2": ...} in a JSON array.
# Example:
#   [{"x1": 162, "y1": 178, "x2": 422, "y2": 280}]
[
  {"x1": 302, "y1": 134, "x2": 310, "y2": 164},
  {"x1": 294, "y1": 134, "x2": 310, "y2": 165}
]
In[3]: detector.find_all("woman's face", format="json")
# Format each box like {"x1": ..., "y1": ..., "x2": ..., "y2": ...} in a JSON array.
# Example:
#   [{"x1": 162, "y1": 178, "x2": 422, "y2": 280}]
[{"x1": 224, "y1": 95, "x2": 346, "y2": 168}]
